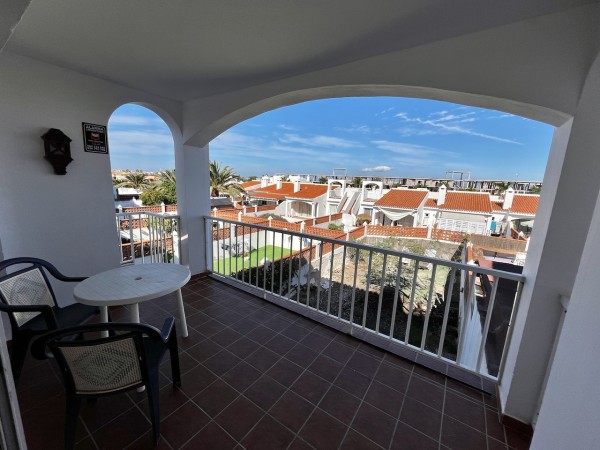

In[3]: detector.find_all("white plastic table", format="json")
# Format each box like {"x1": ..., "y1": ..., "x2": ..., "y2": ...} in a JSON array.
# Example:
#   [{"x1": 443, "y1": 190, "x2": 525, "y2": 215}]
[{"x1": 74, "y1": 263, "x2": 191, "y2": 337}]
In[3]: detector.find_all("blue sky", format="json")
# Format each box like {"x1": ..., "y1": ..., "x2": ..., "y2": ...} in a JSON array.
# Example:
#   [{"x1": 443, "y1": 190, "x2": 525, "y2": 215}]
[{"x1": 108, "y1": 98, "x2": 554, "y2": 180}]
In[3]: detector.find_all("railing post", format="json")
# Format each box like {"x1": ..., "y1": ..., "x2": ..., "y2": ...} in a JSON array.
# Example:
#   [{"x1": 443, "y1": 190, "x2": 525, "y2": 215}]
[
  {"x1": 364, "y1": 222, "x2": 368, "y2": 237},
  {"x1": 161, "y1": 202, "x2": 166, "y2": 213},
  {"x1": 243, "y1": 206, "x2": 247, "y2": 215},
  {"x1": 172, "y1": 219, "x2": 180, "y2": 264},
  {"x1": 255, "y1": 205, "x2": 258, "y2": 213},
  {"x1": 238, "y1": 211, "x2": 243, "y2": 221}
]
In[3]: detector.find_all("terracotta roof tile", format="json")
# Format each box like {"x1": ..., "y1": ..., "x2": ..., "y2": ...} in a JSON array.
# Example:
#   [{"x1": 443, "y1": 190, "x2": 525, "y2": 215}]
[
  {"x1": 439, "y1": 192, "x2": 493, "y2": 213},
  {"x1": 492, "y1": 194, "x2": 539, "y2": 215},
  {"x1": 248, "y1": 182, "x2": 327, "y2": 201},
  {"x1": 375, "y1": 189, "x2": 428, "y2": 209},
  {"x1": 241, "y1": 180, "x2": 261, "y2": 189},
  {"x1": 509, "y1": 195, "x2": 539, "y2": 215}
]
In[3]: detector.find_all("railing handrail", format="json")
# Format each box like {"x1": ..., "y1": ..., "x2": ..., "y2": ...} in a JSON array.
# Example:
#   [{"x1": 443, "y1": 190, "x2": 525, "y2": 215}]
[
  {"x1": 205, "y1": 216, "x2": 525, "y2": 282},
  {"x1": 117, "y1": 211, "x2": 180, "y2": 220}
]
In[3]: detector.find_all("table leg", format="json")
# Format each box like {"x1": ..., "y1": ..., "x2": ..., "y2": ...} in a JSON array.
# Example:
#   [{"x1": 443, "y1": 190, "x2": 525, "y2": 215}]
[
  {"x1": 100, "y1": 306, "x2": 109, "y2": 338},
  {"x1": 130, "y1": 303, "x2": 140, "y2": 323},
  {"x1": 176, "y1": 288, "x2": 188, "y2": 338}
]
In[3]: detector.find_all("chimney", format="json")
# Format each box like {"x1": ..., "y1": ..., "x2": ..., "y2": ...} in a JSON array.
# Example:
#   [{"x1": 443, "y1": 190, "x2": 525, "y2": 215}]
[
  {"x1": 276, "y1": 179, "x2": 283, "y2": 190},
  {"x1": 438, "y1": 185, "x2": 447, "y2": 205},
  {"x1": 294, "y1": 180, "x2": 301, "y2": 192},
  {"x1": 261, "y1": 175, "x2": 269, "y2": 188},
  {"x1": 503, "y1": 187, "x2": 515, "y2": 209}
]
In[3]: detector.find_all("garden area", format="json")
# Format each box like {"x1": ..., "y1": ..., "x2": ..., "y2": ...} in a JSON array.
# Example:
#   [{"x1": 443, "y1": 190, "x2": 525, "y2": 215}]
[{"x1": 214, "y1": 245, "x2": 291, "y2": 276}]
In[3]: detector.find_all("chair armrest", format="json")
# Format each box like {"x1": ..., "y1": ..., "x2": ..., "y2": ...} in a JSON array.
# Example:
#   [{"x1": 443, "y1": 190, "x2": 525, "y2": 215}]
[
  {"x1": 0, "y1": 303, "x2": 58, "y2": 328},
  {"x1": 160, "y1": 317, "x2": 176, "y2": 343}
]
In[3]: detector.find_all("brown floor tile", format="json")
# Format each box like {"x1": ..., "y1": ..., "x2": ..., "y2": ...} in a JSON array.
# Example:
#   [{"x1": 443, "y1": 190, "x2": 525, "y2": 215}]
[
  {"x1": 291, "y1": 371, "x2": 331, "y2": 405},
  {"x1": 180, "y1": 364, "x2": 218, "y2": 397},
  {"x1": 351, "y1": 402, "x2": 396, "y2": 448},
  {"x1": 266, "y1": 358, "x2": 303, "y2": 386},
  {"x1": 280, "y1": 323, "x2": 310, "y2": 341},
  {"x1": 244, "y1": 375, "x2": 286, "y2": 410},
  {"x1": 186, "y1": 338, "x2": 223, "y2": 363},
  {"x1": 226, "y1": 336, "x2": 262, "y2": 359},
  {"x1": 391, "y1": 421, "x2": 439, "y2": 450},
  {"x1": 93, "y1": 405, "x2": 153, "y2": 450},
  {"x1": 300, "y1": 408, "x2": 348, "y2": 450},
  {"x1": 488, "y1": 436, "x2": 509, "y2": 450},
  {"x1": 346, "y1": 351, "x2": 381, "y2": 378},
  {"x1": 80, "y1": 393, "x2": 138, "y2": 432},
  {"x1": 364, "y1": 380, "x2": 405, "y2": 418},
  {"x1": 446, "y1": 378, "x2": 484, "y2": 403},
  {"x1": 340, "y1": 429, "x2": 382, "y2": 450},
  {"x1": 300, "y1": 331, "x2": 334, "y2": 350},
  {"x1": 193, "y1": 379, "x2": 239, "y2": 416},
  {"x1": 285, "y1": 343, "x2": 320, "y2": 367},
  {"x1": 486, "y1": 407, "x2": 506, "y2": 443},
  {"x1": 406, "y1": 375, "x2": 445, "y2": 411},
  {"x1": 182, "y1": 421, "x2": 237, "y2": 450},
  {"x1": 335, "y1": 366, "x2": 372, "y2": 399},
  {"x1": 319, "y1": 386, "x2": 362, "y2": 425},
  {"x1": 137, "y1": 385, "x2": 189, "y2": 424},
  {"x1": 288, "y1": 437, "x2": 314, "y2": 450},
  {"x1": 322, "y1": 340, "x2": 355, "y2": 364},
  {"x1": 269, "y1": 391, "x2": 315, "y2": 432},
  {"x1": 399, "y1": 397, "x2": 442, "y2": 441},
  {"x1": 245, "y1": 346, "x2": 281, "y2": 372},
  {"x1": 212, "y1": 327, "x2": 244, "y2": 347},
  {"x1": 444, "y1": 390, "x2": 486, "y2": 432},
  {"x1": 441, "y1": 415, "x2": 487, "y2": 450},
  {"x1": 505, "y1": 426, "x2": 532, "y2": 450},
  {"x1": 356, "y1": 342, "x2": 386, "y2": 360},
  {"x1": 222, "y1": 361, "x2": 263, "y2": 392},
  {"x1": 203, "y1": 349, "x2": 242, "y2": 376},
  {"x1": 308, "y1": 354, "x2": 343, "y2": 382},
  {"x1": 246, "y1": 325, "x2": 279, "y2": 343},
  {"x1": 265, "y1": 334, "x2": 297, "y2": 356},
  {"x1": 375, "y1": 362, "x2": 411, "y2": 394},
  {"x1": 215, "y1": 396, "x2": 264, "y2": 440},
  {"x1": 242, "y1": 415, "x2": 295, "y2": 450}
]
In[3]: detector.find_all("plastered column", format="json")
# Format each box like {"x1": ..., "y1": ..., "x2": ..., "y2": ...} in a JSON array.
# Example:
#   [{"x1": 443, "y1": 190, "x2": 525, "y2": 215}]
[{"x1": 499, "y1": 50, "x2": 600, "y2": 425}]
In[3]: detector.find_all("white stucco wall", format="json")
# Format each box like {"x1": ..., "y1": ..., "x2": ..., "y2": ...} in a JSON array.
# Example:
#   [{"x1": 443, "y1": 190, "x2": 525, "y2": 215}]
[
  {"x1": 500, "y1": 46, "x2": 600, "y2": 426},
  {"x1": 530, "y1": 173, "x2": 600, "y2": 449},
  {"x1": 0, "y1": 52, "x2": 188, "y2": 283}
]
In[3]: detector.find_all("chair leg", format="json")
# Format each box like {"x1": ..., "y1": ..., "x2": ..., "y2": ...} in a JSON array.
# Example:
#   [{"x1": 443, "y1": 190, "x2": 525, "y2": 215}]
[
  {"x1": 146, "y1": 374, "x2": 161, "y2": 443},
  {"x1": 168, "y1": 336, "x2": 181, "y2": 387},
  {"x1": 10, "y1": 335, "x2": 32, "y2": 383},
  {"x1": 64, "y1": 396, "x2": 82, "y2": 450}
]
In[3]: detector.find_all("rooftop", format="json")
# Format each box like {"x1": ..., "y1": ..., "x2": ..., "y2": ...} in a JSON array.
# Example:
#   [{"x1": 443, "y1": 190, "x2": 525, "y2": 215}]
[{"x1": 374, "y1": 189, "x2": 428, "y2": 210}]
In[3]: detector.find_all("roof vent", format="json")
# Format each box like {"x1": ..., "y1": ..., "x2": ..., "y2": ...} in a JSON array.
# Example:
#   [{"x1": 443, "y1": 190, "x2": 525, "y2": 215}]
[
  {"x1": 294, "y1": 180, "x2": 301, "y2": 192},
  {"x1": 438, "y1": 185, "x2": 447, "y2": 205},
  {"x1": 503, "y1": 187, "x2": 515, "y2": 209}
]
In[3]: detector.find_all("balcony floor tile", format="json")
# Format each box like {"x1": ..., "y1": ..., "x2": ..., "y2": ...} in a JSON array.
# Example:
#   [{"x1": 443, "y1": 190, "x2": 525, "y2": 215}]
[{"x1": 16, "y1": 276, "x2": 531, "y2": 449}]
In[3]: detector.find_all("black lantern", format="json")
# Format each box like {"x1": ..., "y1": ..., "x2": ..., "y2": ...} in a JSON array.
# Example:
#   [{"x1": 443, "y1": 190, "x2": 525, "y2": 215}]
[{"x1": 41, "y1": 128, "x2": 73, "y2": 175}]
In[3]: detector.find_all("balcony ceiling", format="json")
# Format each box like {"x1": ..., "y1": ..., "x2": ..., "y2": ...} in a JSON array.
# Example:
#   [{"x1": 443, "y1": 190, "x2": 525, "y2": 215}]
[{"x1": 3, "y1": 0, "x2": 598, "y2": 102}]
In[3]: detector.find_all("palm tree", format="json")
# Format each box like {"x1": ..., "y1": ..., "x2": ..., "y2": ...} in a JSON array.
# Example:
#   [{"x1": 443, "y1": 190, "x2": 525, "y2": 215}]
[
  {"x1": 157, "y1": 169, "x2": 177, "y2": 204},
  {"x1": 210, "y1": 161, "x2": 245, "y2": 198},
  {"x1": 114, "y1": 173, "x2": 151, "y2": 190}
]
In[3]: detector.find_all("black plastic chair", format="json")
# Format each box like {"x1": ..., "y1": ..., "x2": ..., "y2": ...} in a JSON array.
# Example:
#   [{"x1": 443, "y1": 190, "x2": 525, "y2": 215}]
[
  {"x1": 0, "y1": 257, "x2": 103, "y2": 382},
  {"x1": 31, "y1": 319, "x2": 181, "y2": 449}
]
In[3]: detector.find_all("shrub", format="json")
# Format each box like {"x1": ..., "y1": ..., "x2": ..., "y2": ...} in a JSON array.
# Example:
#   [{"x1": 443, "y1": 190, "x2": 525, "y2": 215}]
[{"x1": 356, "y1": 213, "x2": 371, "y2": 225}]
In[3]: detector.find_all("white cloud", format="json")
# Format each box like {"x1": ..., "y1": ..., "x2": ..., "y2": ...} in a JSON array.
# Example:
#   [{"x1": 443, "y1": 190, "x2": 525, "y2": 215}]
[
  {"x1": 362, "y1": 165, "x2": 392, "y2": 172},
  {"x1": 336, "y1": 125, "x2": 372, "y2": 134},
  {"x1": 371, "y1": 140, "x2": 431, "y2": 156},
  {"x1": 280, "y1": 134, "x2": 361, "y2": 148},
  {"x1": 278, "y1": 124, "x2": 297, "y2": 131},
  {"x1": 394, "y1": 110, "x2": 522, "y2": 145}
]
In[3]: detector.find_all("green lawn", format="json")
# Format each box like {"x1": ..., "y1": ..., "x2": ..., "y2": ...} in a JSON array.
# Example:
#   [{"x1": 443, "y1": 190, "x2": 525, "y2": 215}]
[{"x1": 214, "y1": 245, "x2": 291, "y2": 276}]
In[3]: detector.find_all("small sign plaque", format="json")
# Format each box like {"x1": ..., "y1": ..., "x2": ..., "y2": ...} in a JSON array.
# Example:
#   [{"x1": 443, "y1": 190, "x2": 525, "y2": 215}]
[{"x1": 82, "y1": 123, "x2": 109, "y2": 154}]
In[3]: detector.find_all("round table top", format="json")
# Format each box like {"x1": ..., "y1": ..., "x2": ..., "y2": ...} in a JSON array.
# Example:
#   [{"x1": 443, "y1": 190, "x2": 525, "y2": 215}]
[{"x1": 74, "y1": 263, "x2": 191, "y2": 306}]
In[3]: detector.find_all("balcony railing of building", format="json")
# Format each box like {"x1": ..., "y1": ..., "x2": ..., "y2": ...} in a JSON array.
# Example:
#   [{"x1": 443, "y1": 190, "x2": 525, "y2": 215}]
[
  {"x1": 205, "y1": 216, "x2": 525, "y2": 392},
  {"x1": 116, "y1": 211, "x2": 181, "y2": 265}
]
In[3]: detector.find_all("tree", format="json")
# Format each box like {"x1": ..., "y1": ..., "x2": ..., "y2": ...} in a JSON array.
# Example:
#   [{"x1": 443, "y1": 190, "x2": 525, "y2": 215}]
[
  {"x1": 494, "y1": 181, "x2": 511, "y2": 195},
  {"x1": 529, "y1": 185, "x2": 541, "y2": 194},
  {"x1": 352, "y1": 177, "x2": 363, "y2": 187},
  {"x1": 210, "y1": 161, "x2": 245, "y2": 198},
  {"x1": 156, "y1": 169, "x2": 177, "y2": 204},
  {"x1": 114, "y1": 173, "x2": 151, "y2": 190},
  {"x1": 318, "y1": 176, "x2": 328, "y2": 184}
]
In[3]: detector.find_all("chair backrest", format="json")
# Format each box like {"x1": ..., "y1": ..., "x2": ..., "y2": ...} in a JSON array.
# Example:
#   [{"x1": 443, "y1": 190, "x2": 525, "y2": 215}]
[
  {"x1": 52, "y1": 332, "x2": 144, "y2": 395},
  {"x1": 0, "y1": 267, "x2": 55, "y2": 326}
]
